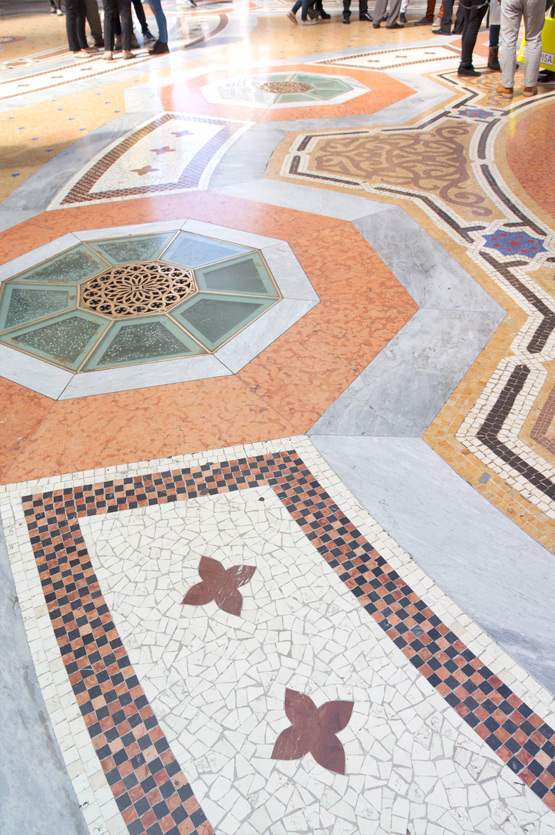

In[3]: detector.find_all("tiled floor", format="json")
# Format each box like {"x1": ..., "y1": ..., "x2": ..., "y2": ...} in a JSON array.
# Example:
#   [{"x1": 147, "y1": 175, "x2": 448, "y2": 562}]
[{"x1": 1, "y1": 1, "x2": 555, "y2": 833}]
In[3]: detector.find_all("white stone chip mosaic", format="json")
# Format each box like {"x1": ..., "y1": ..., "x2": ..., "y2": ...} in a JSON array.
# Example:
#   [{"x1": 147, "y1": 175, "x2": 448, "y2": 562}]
[{"x1": 3, "y1": 438, "x2": 555, "y2": 833}]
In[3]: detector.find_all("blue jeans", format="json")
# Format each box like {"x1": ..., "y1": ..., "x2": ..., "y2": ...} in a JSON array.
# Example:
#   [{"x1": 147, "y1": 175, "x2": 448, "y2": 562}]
[
  {"x1": 147, "y1": 0, "x2": 168, "y2": 42},
  {"x1": 291, "y1": 0, "x2": 314, "y2": 18}
]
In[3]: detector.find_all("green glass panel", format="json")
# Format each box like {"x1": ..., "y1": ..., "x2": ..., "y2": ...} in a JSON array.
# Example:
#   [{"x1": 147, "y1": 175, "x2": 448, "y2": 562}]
[
  {"x1": 313, "y1": 87, "x2": 350, "y2": 101},
  {"x1": 84, "y1": 316, "x2": 204, "y2": 370},
  {"x1": 195, "y1": 254, "x2": 278, "y2": 296},
  {"x1": 87, "y1": 233, "x2": 176, "y2": 265},
  {"x1": 276, "y1": 93, "x2": 317, "y2": 103},
  {"x1": 163, "y1": 232, "x2": 250, "y2": 269},
  {"x1": 0, "y1": 284, "x2": 76, "y2": 330},
  {"x1": 173, "y1": 293, "x2": 274, "y2": 350},
  {"x1": 13, "y1": 245, "x2": 108, "y2": 284},
  {"x1": 312, "y1": 79, "x2": 351, "y2": 92},
  {"x1": 0, "y1": 311, "x2": 108, "y2": 370}
]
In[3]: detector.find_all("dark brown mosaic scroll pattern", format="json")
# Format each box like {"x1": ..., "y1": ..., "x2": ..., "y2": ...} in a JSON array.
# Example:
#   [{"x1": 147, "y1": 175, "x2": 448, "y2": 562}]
[{"x1": 22, "y1": 451, "x2": 555, "y2": 829}]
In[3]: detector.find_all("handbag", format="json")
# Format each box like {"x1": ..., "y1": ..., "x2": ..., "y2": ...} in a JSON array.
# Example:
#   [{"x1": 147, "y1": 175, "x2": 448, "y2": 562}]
[{"x1": 518, "y1": 9, "x2": 555, "y2": 70}]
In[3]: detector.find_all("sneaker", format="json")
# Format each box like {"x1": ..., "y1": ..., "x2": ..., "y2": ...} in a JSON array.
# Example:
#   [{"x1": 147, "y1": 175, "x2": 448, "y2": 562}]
[
  {"x1": 359, "y1": 12, "x2": 372, "y2": 20},
  {"x1": 432, "y1": 28, "x2": 450, "y2": 34},
  {"x1": 148, "y1": 39, "x2": 170, "y2": 54},
  {"x1": 317, "y1": 8, "x2": 331, "y2": 17},
  {"x1": 538, "y1": 69, "x2": 555, "y2": 83},
  {"x1": 287, "y1": 9, "x2": 297, "y2": 21},
  {"x1": 56, "y1": 7, "x2": 64, "y2": 14},
  {"x1": 143, "y1": 28, "x2": 156, "y2": 42},
  {"x1": 342, "y1": 14, "x2": 350, "y2": 22},
  {"x1": 523, "y1": 85, "x2": 538, "y2": 96}
]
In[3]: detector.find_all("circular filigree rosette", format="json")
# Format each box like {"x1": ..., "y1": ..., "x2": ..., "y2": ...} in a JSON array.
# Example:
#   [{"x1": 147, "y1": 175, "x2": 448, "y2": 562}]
[
  {"x1": 257, "y1": 81, "x2": 312, "y2": 94},
  {"x1": 80, "y1": 262, "x2": 196, "y2": 317}
]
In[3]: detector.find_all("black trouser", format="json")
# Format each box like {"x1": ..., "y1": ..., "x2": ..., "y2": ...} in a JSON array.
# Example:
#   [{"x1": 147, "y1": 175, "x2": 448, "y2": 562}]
[
  {"x1": 343, "y1": 0, "x2": 368, "y2": 17},
  {"x1": 459, "y1": 0, "x2": 488, "y2": 68},
  {"x1": 102, "y1": 0, "x2": 133, "y2": 50},
  {"x1": 131, "y1": 0, "x2": 148, "y2": 31},
  {"x1": 437, "y1": 0, "x2": 455, "y2": 32},
  {"x1": 65, "y1": 0, "x2": 87, "y2": 51}
]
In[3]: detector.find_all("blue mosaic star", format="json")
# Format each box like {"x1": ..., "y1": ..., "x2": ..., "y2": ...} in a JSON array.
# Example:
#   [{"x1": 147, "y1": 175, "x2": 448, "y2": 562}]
[
  {"x1": 482, "y1": 230, "x2": 547, "y2": 258},
  {"x1": 458, "y1": 107, "x2": 496, "y2": 120}
]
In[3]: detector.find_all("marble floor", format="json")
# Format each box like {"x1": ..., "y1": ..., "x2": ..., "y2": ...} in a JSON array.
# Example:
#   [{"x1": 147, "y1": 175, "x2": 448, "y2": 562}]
[{"x1": 1, "y1": 1, "x2": 555, "y2": 833}]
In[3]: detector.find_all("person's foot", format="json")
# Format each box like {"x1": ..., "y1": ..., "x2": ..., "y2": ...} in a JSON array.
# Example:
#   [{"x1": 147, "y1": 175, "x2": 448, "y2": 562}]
[
  {"x1": 359, "y1": 12, "x2": 372, "y2": 20},
  {"x1": 50, "y1": 4, "x2": 56, "y2": 12},
  {"x1": 122, "y1": 50, "x2": 136, "y2": 59},
  {"x1": 300, "y1": 17, "x2": 316, "y2": 23},
  {"x1": 523, "y1": 85, "x2": 538, "y2": 96},
  {"x1": 399, "y1": 11, "x2": 406, "y2": 22},
  {"x1": 342, "y1": 14, "x2": 350, "y2": 22},
  {"x1": 82, "y1": 46, "x2": 99, "y2": 54},
  {"x1": 317, "y1": 8, "x2": 331, "y2": 17},
  {"x1": 458, "y1": 65, "x2": 480, "y2": 76},
  {"x1": 432, "y1": 28, "x2": 450, "y2": 34},
  {"x1": 104, "y1": 51, "x2": 114, "y2": 60},
  {"x1": 413, "y1": 15, "x2": 431, "y2": 24},
  {"x1": 143, "y1": 28, "x2": 156, "y2": 42},
  {"x1": 287, "y1": 10, "x2": 297, "y2": 22},
  {"x1": 386, "y1": 21, "x2": 404, "y2": 27},
  {"x1": 72, "y1": 51, "x2": 90, "y2": 58},
  {"x1": 538, "y1": 69, "x2": 555, "y2": 83},
  {"x1": 56, "y1": 7, "x2": 64, "y2": 14},
  {"x1": 373, "y1": 21, "x2": 380, "y2": 27},
  {"x1": 496, "y1": 84, "x2": 513, "y2": 96},
  {"x1": 130, "y1": 32, "x2": 140, "y2": 49},
  {"x1": 148, "y1": 39, "x2": 170, "y2": 53},
  {"x1": 308, "y1": 7, "x2": 317, "y2": 18}
]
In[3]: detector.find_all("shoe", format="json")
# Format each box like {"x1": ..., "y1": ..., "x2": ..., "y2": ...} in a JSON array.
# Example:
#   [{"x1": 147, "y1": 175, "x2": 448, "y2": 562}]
[
  {"x1": 523, "y1": 85, "x2": 538, "y2": 96},
  {"x1": 104, "y1": 51, "x2": 114, "y2": 60},
  {"x1": 399, "y1": 12, "x2": 406, "y2": 22},
  {"x1": 386, "y1": 21, "x2": 404, "y2": 27},
  {"x1": 496, "y1": 84, "x2": 513, "y2": 96},
  {"x1": 114, "y1": 36, "x2": 122, "y2": 51},
  {"x1": 287, "y1": 10, "x2": 297, "y2": 22},
  {"x1": 432, "y1": 28, "x2": 450, "y2": 34},
  {"x1": 317, "y1": 8, "x2": 331, "y2": 17},
  {"x1": 72, "y1": 51, "x2": 90, "y2": 58},
  {"x1": 56, "y1": 7, "x2": 64, "y2": 14},
  {"x1": 487, "y1": 46, "x2": 500, "y2": 71},
  {"x1": 458, "y1": 66, "x2": 480, "y2": 76},
  {"x1": 148, "y1": 39, "x2": 170, "y2": 53},
  {"x1": 50, "y1": 4, "x2": 56, "y2": 12},
  {"x1": 308, "y1": 7, "x2": 317, "y2": 18},
  {"x1": 300, "y1": 17, "x2": 316, "y2": 23},
  {"x1": 343, "y1": 14, "x2": 350, "y2": 22},
  {"x1": 143, "y1": 28, "x2": 156, "y2": 42},
  {"x1": 373, "y1": 21, "x2": 380, "y2": 27},
  {"x1": 130, "y1": 32, "x2": 140, "y2": 49},
  {"x1": 414, "y1": 15, "x2": 431, "y2": 23},
  {"x1": 83, "y1": 46, "x2": 99, "y2": 54},
  {"x1": 359, "y1": 12, "x2": 372, "y2": 20},
  {"x1": 538, "y1": 69, "x2": 555, "y2": 83},
  {"x1": 122, "y1": 50, "x2": 136, "y2": 59}
]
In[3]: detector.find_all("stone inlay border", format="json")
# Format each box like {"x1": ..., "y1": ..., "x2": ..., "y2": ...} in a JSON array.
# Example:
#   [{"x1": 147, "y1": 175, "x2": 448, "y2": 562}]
[{"x1": 21, "y1": 450, "x2": 555, "y2": 832}]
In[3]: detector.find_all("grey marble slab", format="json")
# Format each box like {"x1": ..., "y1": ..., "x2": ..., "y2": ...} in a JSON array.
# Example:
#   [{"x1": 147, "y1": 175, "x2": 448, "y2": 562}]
[
  {"x1": 0, "y1": 344, "x2": 72, "y2": 400},
  {"x1": 216, "y1": 179, "x2": 386, "y2": 220},
  {"x1": 310, "y1": 309, "x2": 501, "y2": 437},
  {"x1": 311, "y1": 435, "x2": 555, "y2": 695},
  {"x1": 0, "y1": 209, "x2": 40, "y2": 233},
  {"x1": 0, "y1": 521, "x2": 89, "y2": 835},
  {"x1": 261, "y1": 243, "x2": 319, "y2": 300},
  {"x1": 0, "y1": 233, "x2": 81, "y2": 282},
  {"x1": 354, "y1": 206, "x2": 505, "y2": 313},
  {"x1": 0, "y1": 112, "x2": 151, "y2": 213},
  {"x1": 208, "y1": 124, "x2": 289, "y2": 189}
]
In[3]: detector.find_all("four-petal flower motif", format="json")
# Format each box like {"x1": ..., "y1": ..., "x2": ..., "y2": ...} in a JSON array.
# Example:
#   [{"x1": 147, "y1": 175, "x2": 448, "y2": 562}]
[
  {"x1": 271, "y1": 689, "x2": 354, "y2": 774},
  {"x1": 182, "y1": 556, "x2": 256, "y2": 617}
]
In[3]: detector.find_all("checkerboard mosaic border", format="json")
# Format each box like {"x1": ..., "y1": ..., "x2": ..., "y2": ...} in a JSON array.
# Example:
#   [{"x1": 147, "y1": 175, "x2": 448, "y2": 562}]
[{"x1": 19, "y1": 449, "x2": 555, "y2": 832}]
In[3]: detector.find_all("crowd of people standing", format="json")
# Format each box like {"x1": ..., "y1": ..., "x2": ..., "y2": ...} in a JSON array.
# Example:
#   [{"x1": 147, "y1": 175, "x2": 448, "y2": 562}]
[{"x1": 52, "y1": 0, "x2": 170, "y2": 59}]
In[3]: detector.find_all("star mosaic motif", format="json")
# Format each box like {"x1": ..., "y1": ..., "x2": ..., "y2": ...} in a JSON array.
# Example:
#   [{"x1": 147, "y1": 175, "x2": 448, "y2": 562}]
[
  {"x1": 271, "y1": 689, "x2": 354, "y2": 775},
  {"x1": 182, "y1": 556, "x2": 256, "y2": 617},
  {"x1": 482, "y1": 229, "x2": 547, "y2": 258},
  {"x1": 151, "y1": 146, "x2": 176, "y2": 156},
  {"x1": 458, "y1": 107, "x2": 496, "y2": 120}
]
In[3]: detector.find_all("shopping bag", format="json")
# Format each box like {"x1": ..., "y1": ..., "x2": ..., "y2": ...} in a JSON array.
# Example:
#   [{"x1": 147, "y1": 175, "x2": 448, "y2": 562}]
[{"x1": 518, "y1": 15, "x2": 555, "y2": 70}]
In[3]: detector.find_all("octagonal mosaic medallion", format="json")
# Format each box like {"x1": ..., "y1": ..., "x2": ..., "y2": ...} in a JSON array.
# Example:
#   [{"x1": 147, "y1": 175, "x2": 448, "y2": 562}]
[
  {"x1": 200, "y1": 72, "x2": 368, "y2": 108},
  {"x1": 0, "y1": 231, "x2": 281, "y2": 373},
  {"x1": 0, "y1": 221, "x2": 319, "y2": 399}
]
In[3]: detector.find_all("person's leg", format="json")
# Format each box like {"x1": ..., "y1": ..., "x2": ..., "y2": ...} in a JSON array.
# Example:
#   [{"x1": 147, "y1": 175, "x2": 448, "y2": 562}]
[
  {"x1": 147, "y1": 0, "x2": 168, "y2": 42},
  {"x1": 499, "y1": 0, "x2": 523, "y2": 88},
  {"x1": 458, "y1": 0, "x2": 488, "y2": 71},
  {"x1": 488, "y1": 22, "x2": 501, "y2": 68},
  {"x1": 115, "y1": 0, "x2": 133, "y2": 51},
  {"x1": 131, "y1": 0, "x2": 148, "y2": 30},
  {"x1": 399, "y1": 0, "x2": 409, "y2": 21},
  {"x1": 65, "y1": 0, "x2": 87, "y2": 51},
  {"x1": 84, "y1": 0, "x2": 103, "y2": 45},
  {"x1": 434, "y1": 0, "x2": 453, "y2": 33},
  {"x1": 522, "y1": 0, "x2": 547, "y2": 88},
  {"x1": 385, "y1": 0, "x2": 402, "y2": 26},
  {"x1": 358, "y1": 0, "x2": 369, "y2": 18},
  {"x1": 343, "y1": 0, "x2": 351, "y2": 21},
  {"x1": 372, "y1": 0, "x2": 387, "y2": 25},
  {"x1": 102, "y1": 0, "x2": 116, "y2": 51},
  {"x1": 453, "y1": 0, "x2": 464, "y2": 32}
]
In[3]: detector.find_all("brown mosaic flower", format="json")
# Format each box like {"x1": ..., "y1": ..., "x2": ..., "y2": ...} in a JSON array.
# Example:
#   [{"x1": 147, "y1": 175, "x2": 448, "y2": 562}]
[
  {"x1": 271, "y1": 689, "x2": 354, "y2": 774},
  {"x1": 182, "y1": 556, "x2": 256, "y2": 617}
]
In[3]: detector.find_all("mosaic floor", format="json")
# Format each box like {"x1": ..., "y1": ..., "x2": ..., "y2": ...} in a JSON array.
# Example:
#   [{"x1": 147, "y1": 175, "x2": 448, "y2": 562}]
[{"x1": 1, "y1": 1, "x2": 555, "y2": 833}]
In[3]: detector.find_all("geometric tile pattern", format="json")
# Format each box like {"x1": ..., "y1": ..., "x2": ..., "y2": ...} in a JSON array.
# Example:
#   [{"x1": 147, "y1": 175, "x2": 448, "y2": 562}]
[
  {"x1": 200, "y1": 72, "x2": 367, "y2": 108},
  {"x1": 316, "y1": 44, "x2": 461, "y2": 71},
  {"x1": 48, "y1": 114, "x2": 250, "y2": 209},
  {"x1": 17, "y1": 448, "x2": 555, "y2": 833},
  {"x1": 272, "y1": 98, "x2": 555, "y2": 526},
  {"x1": 0, "y1": 231, "x2": 280, "y2": 372}
]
